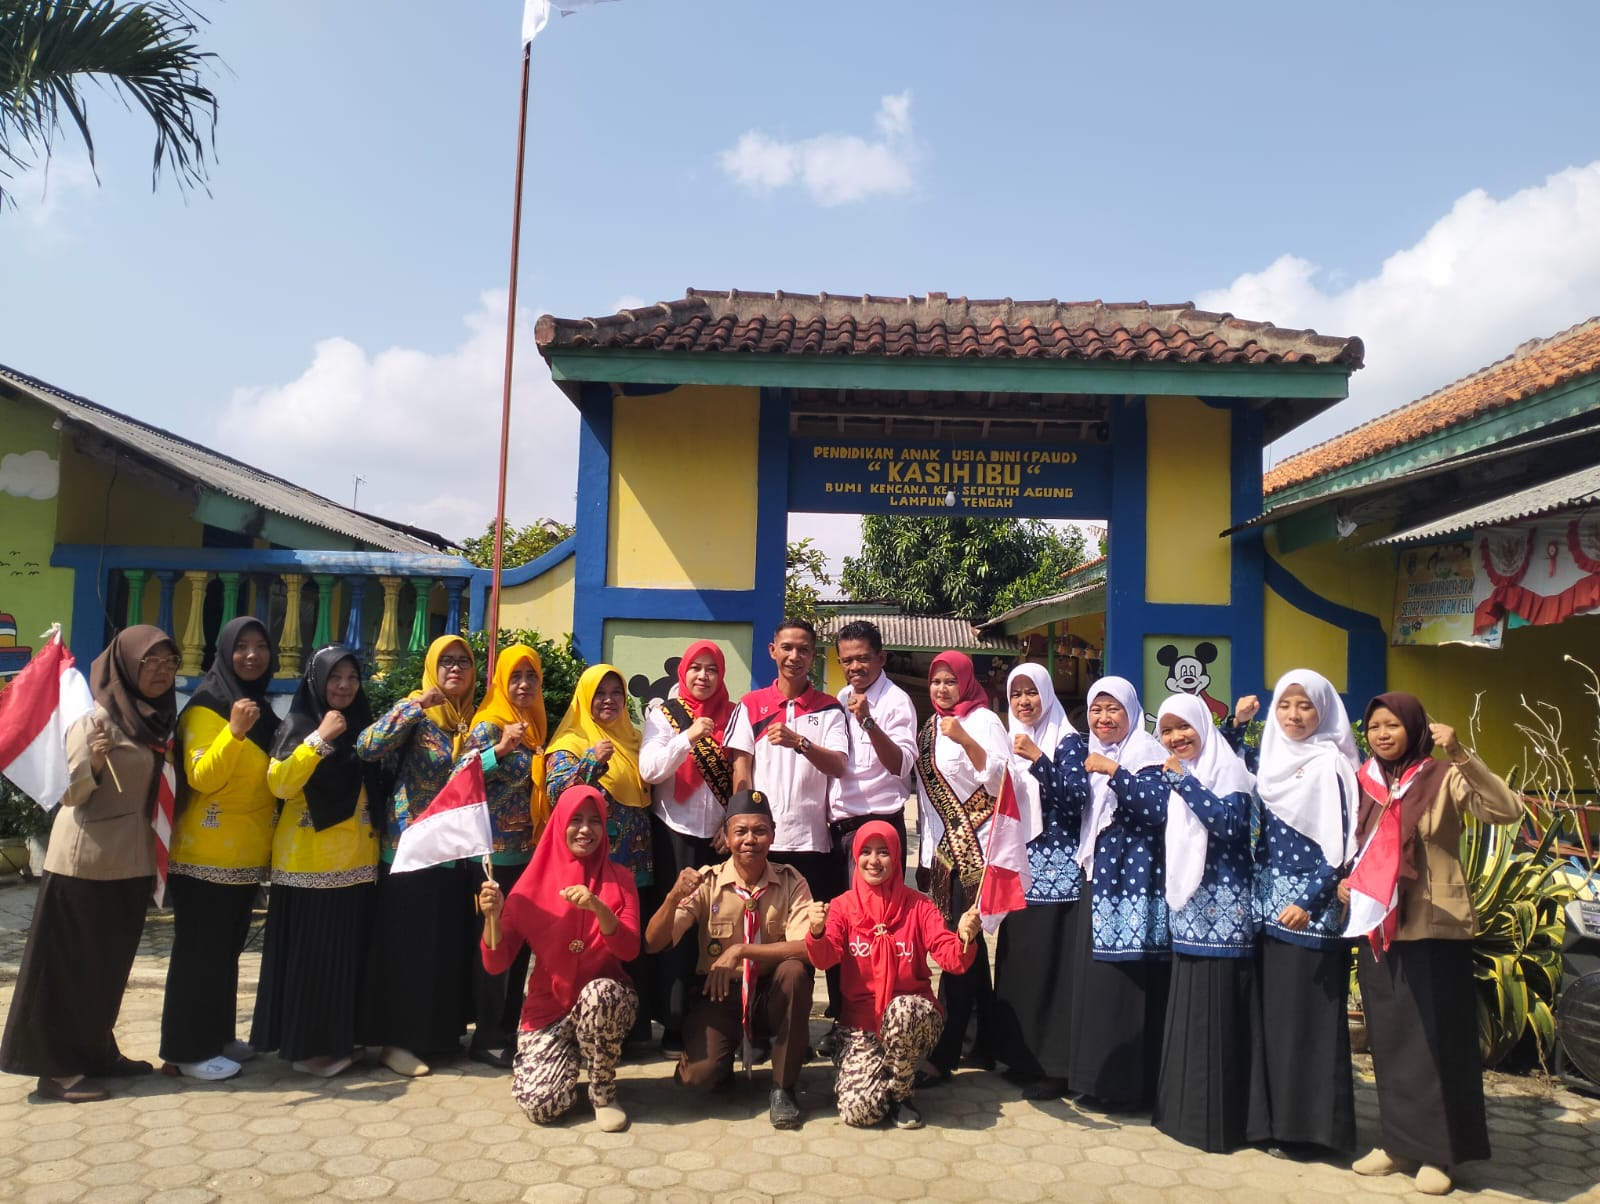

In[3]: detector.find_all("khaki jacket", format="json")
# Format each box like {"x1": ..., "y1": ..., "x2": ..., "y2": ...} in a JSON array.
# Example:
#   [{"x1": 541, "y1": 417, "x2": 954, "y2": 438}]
[
  {"x1": 43, "y1": 706, "x2": 161, "y2": 881},
  {"x1": 1395, "y1": 754, "x2": 1522, "y2": 942}
]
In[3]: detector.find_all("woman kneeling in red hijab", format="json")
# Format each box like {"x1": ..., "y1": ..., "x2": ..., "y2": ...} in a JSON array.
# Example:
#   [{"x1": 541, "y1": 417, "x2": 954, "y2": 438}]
[
  {"x1": 477, "y1": 785, "x2": 641, "y2": 1131},
  {"x1": 805, "y1": 820, "x2": 980, "y2": 1129}
]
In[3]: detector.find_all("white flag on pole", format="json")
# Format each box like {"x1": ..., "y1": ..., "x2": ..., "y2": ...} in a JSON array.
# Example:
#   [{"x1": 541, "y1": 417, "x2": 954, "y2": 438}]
[{"x1": 523, "y1": 0, "x2": 623, "y2": 44}]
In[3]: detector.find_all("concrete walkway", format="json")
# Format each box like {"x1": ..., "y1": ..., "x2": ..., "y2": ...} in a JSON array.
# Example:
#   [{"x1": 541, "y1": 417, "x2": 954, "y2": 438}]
[{"x1": 1, "y1": 876, "x2": 1598, "y2": 1203}]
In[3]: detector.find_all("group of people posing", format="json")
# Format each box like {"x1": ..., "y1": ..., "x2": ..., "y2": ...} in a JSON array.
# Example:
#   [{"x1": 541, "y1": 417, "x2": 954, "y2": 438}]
[{"x1": 0, "y1": 615, "x2": 1521, "y2": 1196}]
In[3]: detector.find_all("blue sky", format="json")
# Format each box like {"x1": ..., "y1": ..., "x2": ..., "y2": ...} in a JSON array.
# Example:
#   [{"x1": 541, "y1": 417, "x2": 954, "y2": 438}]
[{"x1": 6, "y1": 0, "x2": 1600, "y2": 570}]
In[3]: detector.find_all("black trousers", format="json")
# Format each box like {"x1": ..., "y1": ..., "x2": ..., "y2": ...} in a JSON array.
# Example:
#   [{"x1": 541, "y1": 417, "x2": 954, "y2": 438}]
[
  {"x1": 464, "y1": 860, "x2": 531, "y2": 1054},
  {"x1": 160, "y1": 876, "x2": 258, "y2": 1063},
  {"x1": 645, "y1": 815, "x2": 717, "y2": 1032}
]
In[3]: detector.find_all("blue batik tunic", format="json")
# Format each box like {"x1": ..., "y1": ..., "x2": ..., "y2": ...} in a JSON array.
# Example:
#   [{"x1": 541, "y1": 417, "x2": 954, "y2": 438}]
[
  {"x1": 1038, "y1": 733, "x2": 1169, "y2": 960},
  {"x1": 1024, "y1": 748, "x2": 1087, "y2": 904},
  {"x1": 1255, "y1": 804, "x2": 1346, "y2": 949},
  {"x1": 1160, "y1": 773, "x2": 1255, "y2": 958}
]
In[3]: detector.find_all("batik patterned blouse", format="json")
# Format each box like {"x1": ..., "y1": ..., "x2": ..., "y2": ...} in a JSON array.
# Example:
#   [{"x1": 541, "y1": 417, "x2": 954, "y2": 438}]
[
  {"x1": 356, "y1": 698, "x2": 460, "y2": 862},
  {"x1": 460, "y1": 720, "x2": 537, "y2": 863},
  {"x1": 545, "y1": 749, "x2": 653, "y2": 887},
  {"x1": 1024, "y1": 738, "x2": 1088, "y2": 905},
  {"x1": 1161, "y1": 772, "x2": 1255, "y2": 957}
]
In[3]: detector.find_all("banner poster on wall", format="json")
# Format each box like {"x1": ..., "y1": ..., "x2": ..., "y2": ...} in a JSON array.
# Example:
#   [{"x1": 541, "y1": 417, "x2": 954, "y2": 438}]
[{"x1": 1392, "y1": 541, "x2": 1503, "y2": 648}]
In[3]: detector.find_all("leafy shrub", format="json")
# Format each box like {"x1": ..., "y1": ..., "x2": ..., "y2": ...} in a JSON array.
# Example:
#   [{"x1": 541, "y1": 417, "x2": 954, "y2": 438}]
[{"x1": 0, "y1": 777, "x2": 53, "y2": 840}]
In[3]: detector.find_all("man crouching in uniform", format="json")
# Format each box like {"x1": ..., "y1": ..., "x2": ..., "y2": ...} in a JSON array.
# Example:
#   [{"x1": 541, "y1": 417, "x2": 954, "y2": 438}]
[{"x1": 644, "y1": 789, "x2": 815, "y2": 1128}]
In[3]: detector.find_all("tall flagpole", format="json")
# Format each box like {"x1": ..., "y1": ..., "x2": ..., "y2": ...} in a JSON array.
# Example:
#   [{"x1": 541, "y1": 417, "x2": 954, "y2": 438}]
[{"x1": 487, "y1": 36, "x2": 534, "y2": 674}]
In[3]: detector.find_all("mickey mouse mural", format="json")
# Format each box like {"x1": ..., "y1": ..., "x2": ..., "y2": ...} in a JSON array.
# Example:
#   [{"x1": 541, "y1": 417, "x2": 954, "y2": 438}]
[{"x1": 1154, "y1": 640, "x2": 1229, "y2": 720}]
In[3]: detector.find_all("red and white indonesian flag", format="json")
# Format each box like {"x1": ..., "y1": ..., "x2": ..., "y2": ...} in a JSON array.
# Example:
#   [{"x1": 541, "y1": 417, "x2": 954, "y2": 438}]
[
  {"x1": 978, "y1": 770, "x2": 1031, "y2": 935},
  {"x1": 1343, "y1": 762, "x2": 1405, "y2": 956},
  {"x1": 523, "y1": 0, "x2": 622, "y2": 43},
  {"x1": 391, "y1": 756, "x2": 494, "y2": 873},
  {"x1": 0, "y1": 626, "x2": 94, "y2": 812}
]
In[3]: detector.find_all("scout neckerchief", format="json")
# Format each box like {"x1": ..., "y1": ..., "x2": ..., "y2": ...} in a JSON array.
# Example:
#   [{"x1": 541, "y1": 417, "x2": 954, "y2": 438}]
[
  {"x1": 662, "y1": 695, "x2": 734, "y2": 806},
  {"x1": 151, "y1": 741, "x2": 177, "y2": 907},
  {"x1": 917, "y1": 714, "x2": 995, "y2": 898},
  {"x1": 731, "y1": 878, "x2": 767, "y2": 1077}
]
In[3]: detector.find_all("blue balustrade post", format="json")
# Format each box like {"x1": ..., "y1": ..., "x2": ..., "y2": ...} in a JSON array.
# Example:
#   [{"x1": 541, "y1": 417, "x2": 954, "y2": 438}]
[
  {"x1": 444, "y1": 578, "x2": 465, "y2": 634},
  {"x1": 154, "y1": 571, "x2": 179, "y2": 637},
  {"x1": 343, "y1": 576, "x2": 367, "y2": 652}
]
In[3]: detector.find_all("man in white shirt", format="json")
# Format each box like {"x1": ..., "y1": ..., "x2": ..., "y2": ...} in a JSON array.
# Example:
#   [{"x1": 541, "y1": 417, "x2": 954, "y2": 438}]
[
  {"x1": 831, "y1": 619, "x2": 918, "y2": 876},
  {"x1": 726, "y1": 619, "x2": 848, "y2": 902}
]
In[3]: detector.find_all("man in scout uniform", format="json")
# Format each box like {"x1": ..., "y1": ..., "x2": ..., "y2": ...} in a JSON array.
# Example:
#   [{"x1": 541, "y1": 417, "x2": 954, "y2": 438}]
[{"x1": 643, "y1": 789, "x2": 815, "y2": 1129}]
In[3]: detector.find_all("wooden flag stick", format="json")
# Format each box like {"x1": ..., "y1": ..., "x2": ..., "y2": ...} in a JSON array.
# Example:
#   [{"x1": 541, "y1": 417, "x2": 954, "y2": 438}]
[{"x1": 482, "y1": 854, "x2": 501, "y2": 950}]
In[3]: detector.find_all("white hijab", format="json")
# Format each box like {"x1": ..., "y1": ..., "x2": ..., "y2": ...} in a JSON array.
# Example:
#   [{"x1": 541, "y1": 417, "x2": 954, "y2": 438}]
[
  {"x1": 1256, "y1": 668, "x2": 1361, "y2": 872},
  {"x1": 1006, "y1": 662, "x2": 1073, "y2": 843},
  {"x1": 1157, "y1": 692, "x2": 1256, "y2": 911},
  {"x1": 1075, "y1": 675, "x2": 1168, "y2": 879}
]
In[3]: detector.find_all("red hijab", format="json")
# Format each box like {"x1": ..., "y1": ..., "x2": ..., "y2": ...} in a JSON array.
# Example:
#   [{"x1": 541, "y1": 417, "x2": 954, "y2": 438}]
[
  {"x1": 505, "y1": 785, "x2": 640, "y2": 1017},
  {"x1": 673, "y1": 640, "x2": 733, "y2": 802},
  {"x1": 842, "y1": 819, "x2": 914, "y2": 1025},
  {"x1": 929, "y1": 651, "x2": 987, "y2": 719}
]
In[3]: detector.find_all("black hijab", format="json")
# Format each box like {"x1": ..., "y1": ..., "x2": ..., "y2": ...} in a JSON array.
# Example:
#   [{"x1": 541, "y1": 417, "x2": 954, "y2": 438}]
[
  {"x1": 186, "y1": 617, "x2": 279, "y2": 753},
  {"x1": 270, "y1": 644, "x2": 380, "y2": 831}
]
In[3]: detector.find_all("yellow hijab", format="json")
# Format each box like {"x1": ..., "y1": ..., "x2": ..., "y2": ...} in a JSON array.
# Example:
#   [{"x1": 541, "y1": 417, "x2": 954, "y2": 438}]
[
  {"x1": 547, "y1": 663, "x2": 645, "y2": 810},
  {"x1": 472, "y1": 644, "x2": 552, "y2": 834},
  {"x1": 408, "y1": 635, "x2": 478, "y2": 759}
]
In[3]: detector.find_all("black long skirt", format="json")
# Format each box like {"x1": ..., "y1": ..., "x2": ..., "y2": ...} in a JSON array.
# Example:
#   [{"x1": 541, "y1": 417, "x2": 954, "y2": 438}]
[
  {"x1": 1252, "y1": 936, "x2": 1356, "y2": 1152},
  {"x1": 463, "y1": 859, "x2": 530, "y2": 1055},
  {"x1": 1070, "y1": 910, "x2": 1171, "y2": 1108},
  {"x1": 159, "y1": 876, "x2": 259, "y2": 1063},
  {"x1": 1154, "y1": 952, "x2": 1264, "y2": 1152},
  {"x1": 1358, "y1": 938, "x2": 1489, "y2": 1167},
  {"x1": 251, "y1": 882, "x2": 376, "y2": 1062},
  {"x1": 646, "y1": 815, "x2": 716, "y2": 1032},
  {"x1": 992, "y1": 899, "x2": 1079, "y2": 1080},
  {"x1": 359, "y1": 863, "x2": 473, "y2": 1058},
  {"x1": 1, "y1": 872, "x2": 151, "y2": 1079}
]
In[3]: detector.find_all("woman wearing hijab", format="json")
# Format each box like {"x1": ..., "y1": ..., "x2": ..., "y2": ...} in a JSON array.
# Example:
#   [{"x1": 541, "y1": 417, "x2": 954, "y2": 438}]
[
  {"x1": 1348, "y1": 693, "x2": 1520, "y2": 1196},
  {"x1": 158, "y1": 616, "x2": 278, "y2": 1082},
  {"x1": 1, "y1": 626, "x2": 178, "y2": 1103},
  {"x1": 912, "y1": 651, "x2": 1012, "y2": 1087},
  {"x1": 356, "y1": 633, "x2": 479, "y2": 1077},
  {"x1": 251, "y1": 645, "x2": 381, "y2": 1077},
  {"x1": 805, "y1": 820, "x2": 980, "y2": 1129},
  {"x1": 1249, "y1": 669, "x2": 1360, "y2": 1156},
  {"x1": 992, "y1": 662, "x2": 1082, "y2": 1097},
  {"x1": 1066, "y1": 675, "x2": 1172, "y2": 1111},
  {"x1": 546, "y1": 664, "x2": 650, "y2": 887},
  {"x1": 639, "y1": 640, "x2": 733, "y2": 1049},
  {"x1": 1150, "y1": 692, "x2": 1262, "y2": 1152},
  {"x1": 475, "y1": 785, "x2": 642, "y2": 1131},
  {"x1": 457, "y1": 643, "x2": 547, "y2": 1069}
]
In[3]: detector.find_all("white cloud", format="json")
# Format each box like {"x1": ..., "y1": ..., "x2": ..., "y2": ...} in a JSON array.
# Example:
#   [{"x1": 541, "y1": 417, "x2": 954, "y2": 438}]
[
  {"x1": 217, "y1": 293, "x2": 578, "y2": 545},
  {"x1": 610, "y1": 294, "x2": 650, "y2": 313},
  {"x1": 9, "y1": 151, "x2": 98, "y2": 238},
  {"x1": 718, "y1": 92, "x2": 918, "y2": 207},
  {"x1": 1196, "y1": 160, "x2": 1600, "y2": 458},
  {"x1": 0, "y1": 449, "x2": 60, "y2": 499}
]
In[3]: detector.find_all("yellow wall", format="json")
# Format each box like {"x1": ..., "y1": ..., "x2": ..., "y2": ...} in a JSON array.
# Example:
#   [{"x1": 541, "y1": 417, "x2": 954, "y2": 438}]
[
  {"x1": 0, "y1": 396, "x2": 76, "y2": 650},
  {"x1": 54, "y1": 438, "x2": 200, "y2": 549},
  {"x1": 1263, "y1": 587, "x2": 1351, "y2": 692},
  {"x1": 1145, "y1": 396, "x2": 1231, "y2": 605},
  {"x1": 608, "y1": 386, "x2": 760, "y2": 590},
  {"x1": 497, "y1": 553, "x2": 575, "y2": 640}
]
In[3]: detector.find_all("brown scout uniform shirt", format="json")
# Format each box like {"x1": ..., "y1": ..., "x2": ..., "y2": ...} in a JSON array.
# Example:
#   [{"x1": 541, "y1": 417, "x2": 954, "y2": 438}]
[{"x1": 678, "y1": 858, "x2": 813, "y2": 976}]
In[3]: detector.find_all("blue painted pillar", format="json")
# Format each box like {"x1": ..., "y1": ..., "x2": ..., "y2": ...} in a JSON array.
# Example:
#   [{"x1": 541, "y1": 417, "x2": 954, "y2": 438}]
[
  {"x1": 752, "y1": 387, "x2": 792, "y2": 685},
  {"x1": 1229, "y1": 400, "x2": 1267, "y2": 700},
  {"x1": 571, "y1": 383, "x2": 614, "y2": 665},
  {"x1": 1104, "y1": 396, "x2": 1148, "y2": 684}
]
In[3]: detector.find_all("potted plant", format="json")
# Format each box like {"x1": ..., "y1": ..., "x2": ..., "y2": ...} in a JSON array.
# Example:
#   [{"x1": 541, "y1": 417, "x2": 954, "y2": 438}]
[{"x1": 0, "y1": 778, "x2": 53, "y2": 881}]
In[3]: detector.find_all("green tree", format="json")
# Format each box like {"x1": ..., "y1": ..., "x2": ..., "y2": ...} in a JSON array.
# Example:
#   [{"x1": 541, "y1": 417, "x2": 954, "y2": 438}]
[
  {"x1": 460, "y1": 518, "x2": 575, "y2": 570},
  {"x1": 1, "y1": 0, "x2": 219, "y2": 208},
  {"x1": 840, "y1": 516, "x2": 1086, "y2": 620},
  {"x1": 784, "y1": 537, "x2": 833, "y2": 628}
]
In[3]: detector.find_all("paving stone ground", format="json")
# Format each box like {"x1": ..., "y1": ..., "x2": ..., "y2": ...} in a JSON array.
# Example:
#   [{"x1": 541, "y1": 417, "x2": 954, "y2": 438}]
[{"x1": 2, "y1": 875, "x2": 1599, "y2": 1203}]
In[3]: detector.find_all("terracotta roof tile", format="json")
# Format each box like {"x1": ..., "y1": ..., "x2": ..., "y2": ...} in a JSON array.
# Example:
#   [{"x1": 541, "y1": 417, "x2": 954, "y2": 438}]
[
  {"x1": 1265, "y1": 316, "x2": 1600, "y2": 496},
  {"x1": 536, "y1": 289, "x2": 1363, "y2": 370}
]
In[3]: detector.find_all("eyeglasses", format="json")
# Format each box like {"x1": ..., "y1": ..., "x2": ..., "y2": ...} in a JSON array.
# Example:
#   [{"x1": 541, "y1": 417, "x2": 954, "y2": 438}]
[
  {"x1": 437, "y1": 656, "x2": 473, "y2": 670},
  {"x1": 140, "y1": 655, "x2": 181, "y2": 672}
]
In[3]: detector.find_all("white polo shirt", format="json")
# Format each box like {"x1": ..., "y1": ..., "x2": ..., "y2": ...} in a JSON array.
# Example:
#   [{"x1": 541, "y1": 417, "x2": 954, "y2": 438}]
[
  {"x1": 832, "y1": 671, "x2": 917, "y2": 822},
  {"x1": 725, "y1": 691, "x2": 849, "y2": 854}
]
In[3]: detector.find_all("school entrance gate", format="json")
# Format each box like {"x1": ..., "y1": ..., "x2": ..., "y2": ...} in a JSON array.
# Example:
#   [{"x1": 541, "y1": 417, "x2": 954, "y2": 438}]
[{"x1": 533, "y1": 291, "x2": 1363, "y2": 705}]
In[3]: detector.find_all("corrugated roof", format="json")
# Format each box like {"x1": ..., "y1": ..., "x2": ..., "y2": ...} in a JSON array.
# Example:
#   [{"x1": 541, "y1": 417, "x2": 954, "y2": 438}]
[
  {"x1": 1370, "y1": 462, "x2": 1600, "y2": 546},
  {"x1": 980, "y1": 581, "x2": 1107, "y2": 631},
  {"x1": 821, "y1": 612, "x2": 1019, "y2": 652},
  {"x1": 0, "y1": 364, "x2": 452, "y2": 554},
  {"x1": 1266, "y1": 315, "x2": 1600, "y2": 497},
  {"x1": 538, "y1": 290, "x2": 1364, "y2": 368}
]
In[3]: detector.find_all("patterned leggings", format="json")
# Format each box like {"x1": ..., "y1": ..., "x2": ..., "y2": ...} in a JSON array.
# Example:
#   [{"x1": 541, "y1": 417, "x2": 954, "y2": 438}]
[
  {"x1": 511, "y1": 977, "x2": 637, "y2": 1124},
  {"x1": 832, "y1": 994, "x2": 945, "y2": 1127}
]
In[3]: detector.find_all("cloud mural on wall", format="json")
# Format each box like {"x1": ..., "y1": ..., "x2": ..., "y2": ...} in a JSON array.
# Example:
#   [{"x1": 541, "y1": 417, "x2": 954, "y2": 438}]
[{"x1": 0, "y1": 450, "x2": 60, "y2": 500}]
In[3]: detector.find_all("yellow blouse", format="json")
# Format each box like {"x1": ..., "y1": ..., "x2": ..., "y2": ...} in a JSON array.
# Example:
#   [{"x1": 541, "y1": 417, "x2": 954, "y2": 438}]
[
  {"x1": 266, "y1": 744, "x2": 380, "y2": 888},
  {"x1": 170, "y1": 705, "x2": 275, "y2": 884}
]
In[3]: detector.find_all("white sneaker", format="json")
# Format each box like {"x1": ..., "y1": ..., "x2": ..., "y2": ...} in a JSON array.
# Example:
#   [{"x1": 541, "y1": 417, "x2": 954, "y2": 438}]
[{"x1": 175, "y1": 1055, "x2": 241, "y2": 1081}]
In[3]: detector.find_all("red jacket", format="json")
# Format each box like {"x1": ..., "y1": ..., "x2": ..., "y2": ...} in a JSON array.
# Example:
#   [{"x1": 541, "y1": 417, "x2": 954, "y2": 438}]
[{"x1": 482, "y1": 887, "x2": 640, "y2": 1032}]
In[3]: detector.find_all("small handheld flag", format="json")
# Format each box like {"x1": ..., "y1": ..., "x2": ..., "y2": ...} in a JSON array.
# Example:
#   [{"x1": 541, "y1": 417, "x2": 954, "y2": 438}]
[
  {"x1": 392, "y1": 757, "x2": 494, "y2": 873},
  {"x1": 976, "y1": 771, "x2": 1031, "y2": 936}
]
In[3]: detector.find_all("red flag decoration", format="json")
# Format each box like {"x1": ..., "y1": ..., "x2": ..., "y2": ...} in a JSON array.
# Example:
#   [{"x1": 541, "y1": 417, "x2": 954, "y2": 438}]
[
  {"x1": 977, "y1": 770, "x2": 1031, "y2": 935},
  {"x1": 391, "y1": 757, "x2": 494, "y2": 873},
  {"x1": 1342, "y1": 758, "x2": 1410, "y2": 956},
  {"x1": 0, "y1": 626, "x2": 94, "y2": 811}
]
